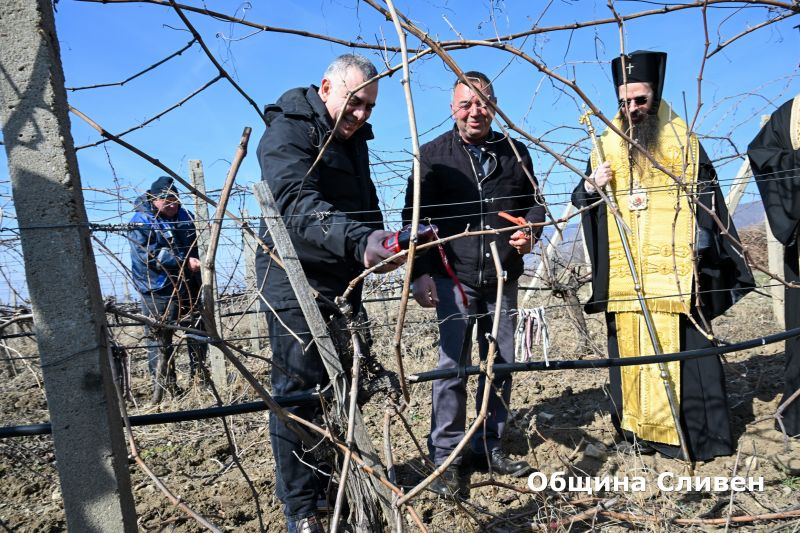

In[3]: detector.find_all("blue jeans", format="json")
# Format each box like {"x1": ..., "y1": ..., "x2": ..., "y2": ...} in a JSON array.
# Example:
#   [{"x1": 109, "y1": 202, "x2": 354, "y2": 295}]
[
  {"x1": 140, "y1": 291, "x2": 207, "y2": 393},
  {"x1": 428, "y1": 276, "x2": 518, "y2": 465}
]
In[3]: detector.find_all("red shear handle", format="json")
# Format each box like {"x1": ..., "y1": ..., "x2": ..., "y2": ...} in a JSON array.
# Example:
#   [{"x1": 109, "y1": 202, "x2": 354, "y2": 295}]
[
  {"x1": 498, "y1": 211, "x2": 531, "y2": 239},
  {"x1": 382, "y1": 224, "x2": 439, "y2": 253}
]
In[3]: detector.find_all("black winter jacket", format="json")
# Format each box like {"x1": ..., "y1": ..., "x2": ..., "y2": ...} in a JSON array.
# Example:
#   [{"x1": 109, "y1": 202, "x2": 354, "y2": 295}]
[
  {"x1": 402, "y1": 128, "x2": 545, "y2": 287},
  {"x1": 255, "y1": 86, "x2": 384, "y2": 308}
]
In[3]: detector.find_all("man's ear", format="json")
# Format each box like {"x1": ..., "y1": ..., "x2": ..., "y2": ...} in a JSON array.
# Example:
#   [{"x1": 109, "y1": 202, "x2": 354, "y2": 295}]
[{"x1": 319, "y1": 78, "x2": 331, "y2": 103}]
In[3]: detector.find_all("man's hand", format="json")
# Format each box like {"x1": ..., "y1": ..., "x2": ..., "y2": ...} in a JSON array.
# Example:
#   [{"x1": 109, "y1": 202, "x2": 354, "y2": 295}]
[
  {"x1": 411, "y1": 274, "x2": 438, "y2": 308},
  {"x1": 509, "y1": 230, "x2": 533, "y2": 255},
  {"x1": 364, "y1": 230, "x2": 405, "y2": 273},
  {"x1": 584, "y1": 161, "x2": 612, "y2": 193},
  {"x1": 187, "y1": 257, "x2": 202, "y2": 272}
]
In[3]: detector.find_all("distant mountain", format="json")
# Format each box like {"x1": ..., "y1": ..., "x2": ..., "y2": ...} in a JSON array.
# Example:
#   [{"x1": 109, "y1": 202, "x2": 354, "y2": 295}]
[{"x1": 732, "y1": 200, "x2": 766, "y2": 229}]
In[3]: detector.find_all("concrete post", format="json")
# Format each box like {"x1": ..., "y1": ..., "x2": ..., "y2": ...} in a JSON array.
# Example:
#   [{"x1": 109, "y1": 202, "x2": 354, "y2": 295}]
[
  {"x1": 724, "y1": 156, "x2": 754, "y2": 216},
  {"x1": 0, "y1": 1, "x2": 137, "y2": 531},
  {"x1": 240, "y1": 209, "x2": 263, "y2": 353},
  {"x1": 123, "y1": 280, "x2": 132, "y2": 304},
  {"x1": 725, "y1": 116, "x2": 770, "y2": 215},
  {"x1": 10, "y1": 291, "x2": 21, "y2": 336},
  {"x1": 189, "y1": 159, "x2": 227, "y2": 388},
  {"x1": 767, "y1": 219, "x2": 786, "y2": 328},
  {"x1": 521, "y1": 202, "x2": 575, "y2": 306},
  {"x1": 1, "y1": 337, "x2": 19, "y2": 377}
]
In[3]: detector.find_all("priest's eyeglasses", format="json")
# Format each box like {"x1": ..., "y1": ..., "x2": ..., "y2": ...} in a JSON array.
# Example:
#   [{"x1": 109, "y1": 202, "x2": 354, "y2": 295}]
[{"x1": 618, "y1": 95, "x2": 649, "y2": 108}]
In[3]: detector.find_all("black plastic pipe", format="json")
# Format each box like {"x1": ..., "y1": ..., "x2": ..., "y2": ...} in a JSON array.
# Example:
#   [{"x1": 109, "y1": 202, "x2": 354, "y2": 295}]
[
  {"x1": 0, "y1": 390, "x2": 327, "y2": 439},
  {"x1": 409, "y1": 326, "x2": 800, "y2": 383}
]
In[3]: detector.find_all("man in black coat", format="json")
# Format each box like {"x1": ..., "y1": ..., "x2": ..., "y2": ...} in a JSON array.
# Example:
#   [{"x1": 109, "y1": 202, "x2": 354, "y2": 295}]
[
  {"x1": 748, "y1": 95, "x2": 800, "y2": 439},
  {"x1": 403, "y1": 71, "x2": 546, "y2": 495},
  {"x1": 254, "y1": 54, "x2": 399, "y2": 532},
  {"x1": 572, "y1": 51, "x2": 754, "y2": 461}
]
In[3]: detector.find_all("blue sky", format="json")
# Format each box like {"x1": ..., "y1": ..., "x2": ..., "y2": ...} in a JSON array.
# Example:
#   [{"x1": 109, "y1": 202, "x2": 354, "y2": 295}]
[{"x1": 1, "y1": 0, "x2": 798, "y2": 301}]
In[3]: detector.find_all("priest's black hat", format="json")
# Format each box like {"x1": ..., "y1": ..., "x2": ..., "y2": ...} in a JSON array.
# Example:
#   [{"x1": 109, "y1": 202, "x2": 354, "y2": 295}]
[
  {"x1": 148, "y1": 176, "x2": 179, "y2": 199},
  {"x1": 611, "y1": 51, "x2": 667, "y2": 114}
]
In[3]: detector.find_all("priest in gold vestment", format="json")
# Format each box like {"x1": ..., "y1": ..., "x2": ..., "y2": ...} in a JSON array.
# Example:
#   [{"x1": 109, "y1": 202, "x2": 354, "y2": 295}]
[{"x1": 572, "y1": 51, "x2": 754, "y2": 461}]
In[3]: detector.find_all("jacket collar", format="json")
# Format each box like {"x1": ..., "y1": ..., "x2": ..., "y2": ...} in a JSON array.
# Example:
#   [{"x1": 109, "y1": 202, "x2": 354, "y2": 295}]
[{"x1": 450, "y1": 125, "x2": 502, "y2": 148}]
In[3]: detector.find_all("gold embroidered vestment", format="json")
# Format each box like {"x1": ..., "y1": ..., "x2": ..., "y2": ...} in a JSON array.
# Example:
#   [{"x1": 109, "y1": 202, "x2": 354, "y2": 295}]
[{"x1": 591, "y1": 102, "x2": 699, "y2": 445}]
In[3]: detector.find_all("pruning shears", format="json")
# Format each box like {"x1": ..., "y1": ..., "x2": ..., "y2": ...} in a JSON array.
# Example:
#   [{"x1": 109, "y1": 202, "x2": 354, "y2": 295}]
[{"x1": 498, "y1": 211, "x2": 532, "y2": 239}]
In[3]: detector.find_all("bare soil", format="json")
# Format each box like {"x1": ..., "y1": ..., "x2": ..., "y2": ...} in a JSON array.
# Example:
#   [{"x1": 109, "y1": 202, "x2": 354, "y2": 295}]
[{"x1": 1, "y1": 226, "x2": 799, "y2": 531}]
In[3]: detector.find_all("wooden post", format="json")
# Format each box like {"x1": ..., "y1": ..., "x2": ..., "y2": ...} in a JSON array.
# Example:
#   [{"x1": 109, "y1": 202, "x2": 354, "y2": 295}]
[
  {"x1": 189, "y1": 160, "x2": 227, "y2": 389},
  {"x1": 0, "y1": 1, "x2": 137, "y2": 530},
  {"x1": 253, "y1": 182, "x2": 394, "y2": 530},
  {"x1": 240, "y1": 209, "x2": 263, "y2": 353}
]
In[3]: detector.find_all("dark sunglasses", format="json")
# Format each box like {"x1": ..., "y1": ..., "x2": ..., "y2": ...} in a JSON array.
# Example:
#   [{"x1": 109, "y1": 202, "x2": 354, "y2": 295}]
[{"x1": 619, "y1": 95, "x2": 649, "y2": 107}]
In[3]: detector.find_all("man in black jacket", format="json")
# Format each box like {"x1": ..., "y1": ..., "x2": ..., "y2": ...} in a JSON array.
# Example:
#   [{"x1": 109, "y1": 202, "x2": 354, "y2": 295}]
[
  {"x1": 402, "y1": 71, "x2": 545, "y2": 495},
  {"x1": 254, "y1": 55, "x2": 399, "y2": 532}
]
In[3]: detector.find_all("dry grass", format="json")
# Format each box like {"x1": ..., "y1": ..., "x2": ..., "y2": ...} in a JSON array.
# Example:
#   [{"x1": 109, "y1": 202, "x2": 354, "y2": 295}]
[{"x1": 1, "y1": 245, "x2": 800, "y2": 530}]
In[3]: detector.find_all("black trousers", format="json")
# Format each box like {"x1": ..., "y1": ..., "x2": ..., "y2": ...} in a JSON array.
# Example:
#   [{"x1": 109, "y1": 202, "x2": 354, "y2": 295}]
[
  {"x1": 605, "y1": 313, "x2": 733, "y2": 461},
  {"x1": 140, "y1": 291, "x2": 207, "y2": 390},
  {"x1": 267, "y1": 307, "x2": 328, "y2": 521}
]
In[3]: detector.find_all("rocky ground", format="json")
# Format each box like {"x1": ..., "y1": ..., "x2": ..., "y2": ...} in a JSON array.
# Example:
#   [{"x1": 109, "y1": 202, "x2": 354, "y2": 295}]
[{"x1": 1, "y1": 226, "x2": 799, "y2": 531}]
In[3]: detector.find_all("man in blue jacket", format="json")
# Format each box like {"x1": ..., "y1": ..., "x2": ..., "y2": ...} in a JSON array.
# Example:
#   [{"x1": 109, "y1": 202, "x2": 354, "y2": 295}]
[
  {"x1": 129, "y1": 176, "x2": 207, "y2": 402},
  {"x1": 254, "y1": 55, "x2": 399, "y2": 533}
]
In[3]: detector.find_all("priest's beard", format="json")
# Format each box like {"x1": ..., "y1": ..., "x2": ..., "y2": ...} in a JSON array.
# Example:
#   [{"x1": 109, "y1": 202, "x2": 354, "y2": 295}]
[{"x1": 622, "y1": 113, "x2": 660, "y2": 174}]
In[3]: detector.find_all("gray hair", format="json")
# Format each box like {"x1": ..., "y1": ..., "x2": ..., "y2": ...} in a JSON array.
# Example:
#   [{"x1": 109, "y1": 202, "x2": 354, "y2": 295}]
[
  {"x1": 452, "y1": 70, "x2": 495, "y2": 100},
  {"x1": 323, "y1": 54, "x2": 378, "y2": 82}
]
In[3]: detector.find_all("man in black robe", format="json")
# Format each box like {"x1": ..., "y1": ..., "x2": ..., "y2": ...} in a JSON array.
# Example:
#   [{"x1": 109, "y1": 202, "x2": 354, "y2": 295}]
[
  {"x1": 748, "y1": 95, "x2": 800, "y2": 438},
  {"x1": 572, "y1": 50, "x2": 754, "y2": 461}
]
